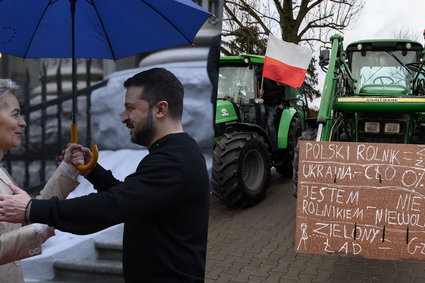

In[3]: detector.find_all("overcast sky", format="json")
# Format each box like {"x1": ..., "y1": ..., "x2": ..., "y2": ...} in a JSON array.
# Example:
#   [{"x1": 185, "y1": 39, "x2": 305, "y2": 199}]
[
  {"x1": 344, "y1": 0, "x2": 424, "y2": 44},
  {"x1": 311, "y1": 0, "x2": 425, "y2": 108}
]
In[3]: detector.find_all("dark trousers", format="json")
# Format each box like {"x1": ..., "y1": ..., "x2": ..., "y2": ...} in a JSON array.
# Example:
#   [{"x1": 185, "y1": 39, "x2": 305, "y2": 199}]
[{"x1": 264, "y1": 104, "x2": 278, "y2": 147}]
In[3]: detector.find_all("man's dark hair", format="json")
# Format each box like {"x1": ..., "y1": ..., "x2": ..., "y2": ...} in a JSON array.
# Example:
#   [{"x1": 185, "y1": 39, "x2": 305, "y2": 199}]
[{"x1": 123, "y1": 68, "x2": 184, "y2": 119}]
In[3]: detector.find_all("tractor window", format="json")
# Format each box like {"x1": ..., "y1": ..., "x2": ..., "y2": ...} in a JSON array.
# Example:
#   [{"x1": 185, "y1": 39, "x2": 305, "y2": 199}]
[
  {"x1": 217, "y1": 66, "x2": 256, "y2": 103},
  {"x1": 351, "y1": 50, "x2": 418, "y2": 94},
  {"x1": 287, "y1": 87, "x2": 307, "y2": 108}
]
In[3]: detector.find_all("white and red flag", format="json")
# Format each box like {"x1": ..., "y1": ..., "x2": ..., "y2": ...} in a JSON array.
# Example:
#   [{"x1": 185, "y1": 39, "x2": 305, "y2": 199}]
[{"x1": 263, "y1": 34, "x2": 312, "y2": 88}]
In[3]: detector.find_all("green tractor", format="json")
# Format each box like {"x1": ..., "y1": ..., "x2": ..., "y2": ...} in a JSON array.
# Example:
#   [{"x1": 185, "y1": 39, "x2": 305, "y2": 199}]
[
  {"x1": 212, "y1": 54, "x2": 310, "y2": 207},
  {"x1": 292, "y1": 34, "x2": 425, "y2": 192}
]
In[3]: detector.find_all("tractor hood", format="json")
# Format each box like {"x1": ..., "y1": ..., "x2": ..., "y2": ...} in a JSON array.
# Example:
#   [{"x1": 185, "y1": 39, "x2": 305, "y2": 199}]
[
  {"x1": 335, "y1": 96, "x2": 425, "y2": 112},
  {"x1": 358, "y1": 84, "x2": 407, "y2": 96}
]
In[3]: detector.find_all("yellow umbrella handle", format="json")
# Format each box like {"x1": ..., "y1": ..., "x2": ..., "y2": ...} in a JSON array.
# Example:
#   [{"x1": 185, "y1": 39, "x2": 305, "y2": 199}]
[{"x1": 70, "y1": 123, "x2": 99, "y2": 171}]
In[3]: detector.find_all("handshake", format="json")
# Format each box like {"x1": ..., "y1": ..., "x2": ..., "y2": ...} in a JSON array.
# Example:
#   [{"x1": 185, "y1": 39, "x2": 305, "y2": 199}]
[
  {"x1": 59, "y1": 144, "x2": 95, "y2": 176},
  {"x1": 0, "y1": 143, "x2": 95, "y2": 244}
]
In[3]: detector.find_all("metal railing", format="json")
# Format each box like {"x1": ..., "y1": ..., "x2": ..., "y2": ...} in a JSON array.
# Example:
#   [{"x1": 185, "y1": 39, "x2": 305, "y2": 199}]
[{"x1": 4, "y1": 59, "x2": 106, "y2": 195}]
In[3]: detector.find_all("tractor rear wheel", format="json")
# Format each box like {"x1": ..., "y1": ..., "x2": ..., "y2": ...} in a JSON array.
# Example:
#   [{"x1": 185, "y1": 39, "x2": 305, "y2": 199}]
[
  {"x1": 275, "y1": 115, "x2": 302, "y2": 177},
  {"x1": 212, "y1": 131, "x2": 271, "y2": 208},
  {"x1": 291, "y1": 128, "x2": 317, "y2": 198}
]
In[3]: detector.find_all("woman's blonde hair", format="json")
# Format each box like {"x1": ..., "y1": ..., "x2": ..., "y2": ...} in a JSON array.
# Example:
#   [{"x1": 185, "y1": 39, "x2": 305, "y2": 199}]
[
  {"x1": 0, "y1": 79, "x2": 19, "y2": 97},
  {"x1": 0, "y1": 79, "x2": 19, "y2": 107}
]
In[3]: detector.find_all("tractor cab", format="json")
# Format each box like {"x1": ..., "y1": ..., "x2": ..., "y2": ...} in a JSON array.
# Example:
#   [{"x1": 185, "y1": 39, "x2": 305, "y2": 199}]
[
  {"x1": 346, "y1": 39, "x2": 423, "y2": 96},
  {"x1": 317, "y1": 35, "x2": 425, "y2": 144},
  {"x1": 215, "y1": 55, "x2": 264, "y2": 130}
]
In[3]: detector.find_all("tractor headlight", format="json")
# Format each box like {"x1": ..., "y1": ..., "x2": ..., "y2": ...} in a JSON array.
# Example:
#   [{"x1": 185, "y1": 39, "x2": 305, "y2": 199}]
[
  {"x1": 365, "y1": 122, "x2": 380, "y2": 133},
  {"x1": 384, "y1": 123, "x2": 400, "y2": 134},
  {"x1": 357, "y1": 44, "x2": 363, "y2": 51},
  {"x1": 406, "y1": 43, "x2": 412, "y2": 49}
]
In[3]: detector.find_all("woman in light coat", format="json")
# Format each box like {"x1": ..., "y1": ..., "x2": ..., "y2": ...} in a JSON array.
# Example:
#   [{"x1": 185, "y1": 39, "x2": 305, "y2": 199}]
[{"x1": 0, "y1": 79, "x2": 82, "y2": 283}]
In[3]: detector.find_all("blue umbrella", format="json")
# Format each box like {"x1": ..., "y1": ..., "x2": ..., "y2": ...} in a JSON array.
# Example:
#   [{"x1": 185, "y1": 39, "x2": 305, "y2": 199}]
[{"x1": 0, "y1": 0, "x2": 211, "y2": 170}]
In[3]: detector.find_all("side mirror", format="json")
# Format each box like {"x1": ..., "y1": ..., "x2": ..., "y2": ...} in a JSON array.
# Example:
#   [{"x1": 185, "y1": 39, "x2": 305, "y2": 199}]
[{"x1": 319, "y1": 49, "x2": 330, "y2": 68}]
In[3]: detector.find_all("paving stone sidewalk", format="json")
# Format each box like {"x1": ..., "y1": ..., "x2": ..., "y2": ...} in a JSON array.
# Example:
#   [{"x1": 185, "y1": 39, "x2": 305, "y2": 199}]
[{"x1": 205, "y1": 172, "x2": 425, "y2": 283}]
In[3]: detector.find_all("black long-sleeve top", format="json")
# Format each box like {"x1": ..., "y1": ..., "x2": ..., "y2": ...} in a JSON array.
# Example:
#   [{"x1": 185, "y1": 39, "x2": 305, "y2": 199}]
[
  {"x1": 30, "y1": 133, "x2": 210, "y2": 283},
  {"x1": 262, "y1": 77, "x2": 285, "y2": 106}
]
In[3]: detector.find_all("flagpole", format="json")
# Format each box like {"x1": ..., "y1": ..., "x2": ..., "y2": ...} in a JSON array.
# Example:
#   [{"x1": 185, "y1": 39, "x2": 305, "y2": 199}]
[{"x1": 258, "y1": 76, "x2": 265, "y2": 101}]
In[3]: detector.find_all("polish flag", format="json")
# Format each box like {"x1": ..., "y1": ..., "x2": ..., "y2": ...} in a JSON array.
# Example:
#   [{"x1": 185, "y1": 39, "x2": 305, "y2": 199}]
[{"x1": 263, "y1": 34, "x2": 312, "y2": 88}]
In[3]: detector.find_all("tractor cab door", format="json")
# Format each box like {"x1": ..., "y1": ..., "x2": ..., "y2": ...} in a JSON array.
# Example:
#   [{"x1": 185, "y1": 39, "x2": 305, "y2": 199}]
[{"x1": 218, "y1": 64, "x2": 262, "y2": 124}]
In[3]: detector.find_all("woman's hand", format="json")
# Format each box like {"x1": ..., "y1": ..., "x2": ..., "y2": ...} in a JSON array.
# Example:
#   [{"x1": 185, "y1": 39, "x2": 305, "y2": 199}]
[{"x1": 58, "y1": 144, "x2": 94, "y2": 176}]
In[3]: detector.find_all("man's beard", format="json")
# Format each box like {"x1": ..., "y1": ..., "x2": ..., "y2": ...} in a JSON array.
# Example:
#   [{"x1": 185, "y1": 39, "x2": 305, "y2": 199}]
[{"x1": 132, "y1": 108, "x2": 156, "y2": 147}]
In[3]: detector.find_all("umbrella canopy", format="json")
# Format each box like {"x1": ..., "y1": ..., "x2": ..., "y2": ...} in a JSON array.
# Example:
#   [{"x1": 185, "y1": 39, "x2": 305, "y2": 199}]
[
  {"x1": 0, "y1": 0, "x2": 211, "y2": 170},
  {"x1": 0, "y1": 0, "x2": 211, "y2": 60}
]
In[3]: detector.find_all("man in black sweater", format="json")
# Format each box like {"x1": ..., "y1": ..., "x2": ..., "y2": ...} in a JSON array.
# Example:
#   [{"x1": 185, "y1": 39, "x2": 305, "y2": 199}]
[{"x1": 0, "y1": 68, "x2": 210, "y2": 283}]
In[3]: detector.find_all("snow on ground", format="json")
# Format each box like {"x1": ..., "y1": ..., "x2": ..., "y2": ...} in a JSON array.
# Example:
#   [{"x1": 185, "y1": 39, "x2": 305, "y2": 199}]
[{"x1": 22, "y1": 149, "x2": 146, "y2": 281}]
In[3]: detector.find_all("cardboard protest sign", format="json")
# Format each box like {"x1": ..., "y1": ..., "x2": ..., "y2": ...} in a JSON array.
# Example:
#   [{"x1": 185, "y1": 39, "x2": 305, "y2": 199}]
[{"x1": 295, "y1": 141, "x2": 425, "y2": 261}]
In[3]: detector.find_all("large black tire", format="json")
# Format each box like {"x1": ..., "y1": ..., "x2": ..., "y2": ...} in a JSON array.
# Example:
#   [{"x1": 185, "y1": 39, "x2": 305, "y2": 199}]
[
  {"x1": 275, "y1": 115, "x2": 302, "y2": 177},
  {"x1": 291, "y1": 128, "x2": 317, "y2": 198},
  {"x1": 212, "y1": 131, "x2": 271, "y2": 208}
]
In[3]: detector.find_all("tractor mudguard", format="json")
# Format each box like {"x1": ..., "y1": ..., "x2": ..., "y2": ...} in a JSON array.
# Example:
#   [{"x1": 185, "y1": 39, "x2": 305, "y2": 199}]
[
  {"x1": 223, "y1": 122, "x2": 270, "y2": 144},
  {"x1": 277, "y1": 107, "x2": 297, "y2": 149}
]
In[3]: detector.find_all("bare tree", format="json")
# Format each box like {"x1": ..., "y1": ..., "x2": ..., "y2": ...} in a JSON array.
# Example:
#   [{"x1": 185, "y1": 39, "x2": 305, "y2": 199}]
[
  {"x1": 223, "y1": 0, "x2": 364, "y2": 47},
  {"x1": 393, "y1": 27, "x2": 421, "y2": 41},
  {"x1": 222, "y1": 0, "x2": 365, "y2": 101},
  {"x1": 221, "y1": 25, "x2": 268, "y2": 55}
]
